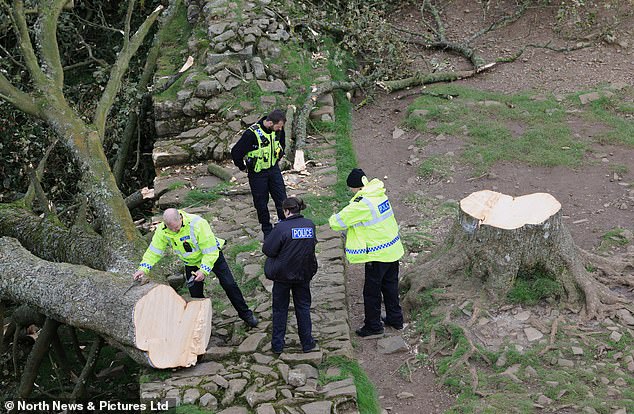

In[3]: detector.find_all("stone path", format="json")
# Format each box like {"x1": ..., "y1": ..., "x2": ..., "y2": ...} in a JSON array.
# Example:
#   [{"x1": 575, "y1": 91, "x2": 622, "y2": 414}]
[{"x1": 140, "y1": 129, "x2": 361, "y2": 413}]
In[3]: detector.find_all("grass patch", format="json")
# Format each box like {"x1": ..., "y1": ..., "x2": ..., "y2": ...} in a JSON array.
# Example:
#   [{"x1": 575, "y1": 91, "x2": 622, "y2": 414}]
[
  {"x1": 320, "y1": 356, "x2": 381, "y2": 414},
  {"x1": 507, "y1": 265, "x2": 563, "y2": 305},
  {"x1": 302, "y1": 76, "x2": 357, "y2": 226},
  {"x1": 598, "y1": 227, "x2": 630, "y2": 251},
  {"x1": 182, "y1": 183, "x2": 230, "y2": 206},
  {"x1": 419, "y1": 154, "x2": 452, "y2": 179},
  {"x1": 167, "y1": 181, "x2": 188, "y2": 190},
  {"x1": 406, "y1": 85, "x2": 589, "y2": 174},
  {"x1": 609, "y1": 163, "x2": 629, "y2": 175},
  {"x1": 582, "y1": 94, "x2": 634, "y2": 146},
  {"x1": 154, "y1": 1, "x2": 192, "y2": 102}
]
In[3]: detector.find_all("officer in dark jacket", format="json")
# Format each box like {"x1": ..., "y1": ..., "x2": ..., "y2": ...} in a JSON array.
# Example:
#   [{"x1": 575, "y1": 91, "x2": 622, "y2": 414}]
[
  {"x1": 231, "y1": 109, "x2": 288, "y2": 239},
  {"x1": 262, "y1": 197, "x2": 318, "y2": 354}
]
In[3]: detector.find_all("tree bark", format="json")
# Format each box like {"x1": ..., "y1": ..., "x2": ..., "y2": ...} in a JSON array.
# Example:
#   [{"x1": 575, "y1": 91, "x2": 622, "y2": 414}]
[
  {"x1": 0, "y1": 204, "x2": 107, "y2": 270},
  {"x1": 0, "y1": 237, "x2": 212, "y2": 368},
  {"x1": 378, "y1": 66, "x2": 496, "y2": 93},
  {"x1": 402, "y1": 191, "x2": 629, "y2": 320}
]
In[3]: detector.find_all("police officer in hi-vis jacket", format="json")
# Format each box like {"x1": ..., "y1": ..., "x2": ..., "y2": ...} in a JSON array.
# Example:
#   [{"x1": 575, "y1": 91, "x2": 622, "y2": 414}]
[
  {"x1": 132, "y1": 208, "x2": 258, "y2": 328},
  {"x1": 231, "y1": 109, "x2": 288, "y2": 239},
  {"x1": 329, "y1": 169, "x2": 405, "y2": 337}
]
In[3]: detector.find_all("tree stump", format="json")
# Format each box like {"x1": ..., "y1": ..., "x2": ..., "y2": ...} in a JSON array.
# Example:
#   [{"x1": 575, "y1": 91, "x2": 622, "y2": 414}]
[{"x1": 402, "y1": 190, "x2": 630, "y2": 320}]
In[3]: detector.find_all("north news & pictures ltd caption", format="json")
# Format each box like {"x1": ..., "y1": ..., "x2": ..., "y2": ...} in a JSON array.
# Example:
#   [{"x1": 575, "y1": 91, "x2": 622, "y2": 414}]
[{"x1": 4, "y1": 400, "x2": 170, "y2": 412}]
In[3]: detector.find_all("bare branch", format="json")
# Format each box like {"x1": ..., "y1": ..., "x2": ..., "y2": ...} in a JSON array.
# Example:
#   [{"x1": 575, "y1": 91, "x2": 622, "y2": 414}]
[
  {"x1": 0, "y1": 72, "x2": 44, "y2": 118},
  {"x1": 71, "y1": 25, "x2": 110, "y2": 68},
  {"x1": 426, "y1": 1, "x2": 446, "y2": 42},
  {"x1": 93, "y1": 5, "x2": 164, "y2": 141},
  {"x1": 124, "y1": 0, "x2": 135, "y2": 46},
  {"x1": 36, "y1": 0, "x2": 68, "y2": 91},
  {"x1": 24, "y1": 139, "x2": 59, "y2": 208},
  {"x1": 10, "y1": 1, "x2": 48, "y2": 88},
  {"x1": 467, "y1": 1, "x2": 530, "y2": 44},
  {"x1": 0, "y1": 43, "x2": 26, "y2": 69},
  {"x1": 28, "y1": 168, "x2": 57, "y2": 218}
]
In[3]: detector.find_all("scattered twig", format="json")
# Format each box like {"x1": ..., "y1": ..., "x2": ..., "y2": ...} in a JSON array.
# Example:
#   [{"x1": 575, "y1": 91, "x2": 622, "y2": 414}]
[{"x1": 466, "y1": 172, "x2": 489, "y2": 182}]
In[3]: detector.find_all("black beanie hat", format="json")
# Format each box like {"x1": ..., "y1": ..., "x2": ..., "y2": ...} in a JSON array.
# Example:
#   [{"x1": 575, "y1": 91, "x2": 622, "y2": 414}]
[{"x1": 346, "y1": 168, "x2": 366, "y2": 188}]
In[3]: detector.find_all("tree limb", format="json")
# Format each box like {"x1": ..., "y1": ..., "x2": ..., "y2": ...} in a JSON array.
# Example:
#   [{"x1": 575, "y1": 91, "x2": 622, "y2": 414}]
[
  {"x1": 36, "y1": 0, "x2": 68, "y2": 91},
  {"x1": 10, "y1": 1, "x2": 49, "y2": 88},
  {"x1": 0, "y1": 72, "x2": 44, "y2": 119},
  {"x1": 93, "y1": 5, "x2": 164, "y2": 141},
  {"x1": 18, "y1": 317, "x2": 60, "y2": 399},
  {"x1": 113, "y1": 0, "x2": 180, "y2": 185},
  {"x1": 378, "y1": 65, "x2": 497, "y2": 93},
  {"x1": 70, "y1": 335, "x2": 103, "y2": 401},
  {"x1": 24, "y1": 139, "x2": 58, "y2": 208}
]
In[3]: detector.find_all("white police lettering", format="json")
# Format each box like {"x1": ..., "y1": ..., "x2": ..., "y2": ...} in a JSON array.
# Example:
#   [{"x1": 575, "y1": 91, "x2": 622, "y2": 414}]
[
  {"x1": 378, "y1": 200, "x2": 391, "y2": 214},
  {"x1": 292, "y1": 227, "x2": 313, "y2": 239}
]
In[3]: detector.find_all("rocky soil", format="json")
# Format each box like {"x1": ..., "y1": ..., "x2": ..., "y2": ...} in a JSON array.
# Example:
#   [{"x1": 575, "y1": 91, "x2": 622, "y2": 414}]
[{"x1": 347, "y1": 1, "x2": 634, "y2": 413}]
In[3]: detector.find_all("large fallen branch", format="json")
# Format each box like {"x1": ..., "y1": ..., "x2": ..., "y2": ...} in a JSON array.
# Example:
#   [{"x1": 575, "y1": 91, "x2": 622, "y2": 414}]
[
  {"x1": 378, "y1": 64, "x2": 496, "y2": 93},
  {"x1": 0, "y1": 237, "x2": 211, "y2": 368},
  {"x1": 0, "y1": 204, "x2": 107, "y2": 270}
]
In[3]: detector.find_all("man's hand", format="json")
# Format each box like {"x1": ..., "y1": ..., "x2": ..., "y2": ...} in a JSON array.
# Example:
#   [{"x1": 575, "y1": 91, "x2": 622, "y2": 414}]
[
  {"x1": 193, "y1": 269, "x2": 205, "y2": 282},
  {"x1": 132, "y1": 270, "x2": 145, "y2": 281}
]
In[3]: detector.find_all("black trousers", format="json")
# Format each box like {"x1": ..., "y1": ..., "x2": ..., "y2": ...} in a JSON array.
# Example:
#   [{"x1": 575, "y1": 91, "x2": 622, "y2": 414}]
[
  {"x1": 185, "y1": 251, "x2": 253, "y2": 321},
  {"x1": 363, "y1": 260, "x2": 403, "y2": 331},
  {"x1": 248, "y1": 164, "x2": 287, "y2": 236},
  {"x1": 271, "y1": 280, "x2": 315, "y2": 353}
]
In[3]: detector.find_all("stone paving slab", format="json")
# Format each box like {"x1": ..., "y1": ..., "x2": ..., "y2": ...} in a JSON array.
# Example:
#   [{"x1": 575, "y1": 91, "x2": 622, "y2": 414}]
[{"x1": 141, "y1": 128, "x2": 359, "y2": 412}]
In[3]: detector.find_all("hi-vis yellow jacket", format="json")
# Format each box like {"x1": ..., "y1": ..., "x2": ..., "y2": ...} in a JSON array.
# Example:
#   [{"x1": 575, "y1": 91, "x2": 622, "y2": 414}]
[
  {"x1": 245, "y1": 123, "x2": 283, "y2": 172},
  {"x1": 137, "y1": 210, "x2": 225, "y2": 276},
  {"x1": 328, "y1": 178, "x2": 404, "y2": 264}
]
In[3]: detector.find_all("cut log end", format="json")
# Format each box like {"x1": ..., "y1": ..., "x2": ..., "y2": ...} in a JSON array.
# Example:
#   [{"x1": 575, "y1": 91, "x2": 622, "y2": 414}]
[
  {"x1": 134, "y1": 285, "x2": 211, "y2": 369},
  {"x1": 460, "y1": 190, "x2": 561, "y2": 230}
]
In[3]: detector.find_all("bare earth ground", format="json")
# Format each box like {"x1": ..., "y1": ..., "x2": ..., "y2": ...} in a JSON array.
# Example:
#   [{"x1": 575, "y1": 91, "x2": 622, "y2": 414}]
[{"x1": 345, "y1": 2, "x2": 634, "y2": 413}]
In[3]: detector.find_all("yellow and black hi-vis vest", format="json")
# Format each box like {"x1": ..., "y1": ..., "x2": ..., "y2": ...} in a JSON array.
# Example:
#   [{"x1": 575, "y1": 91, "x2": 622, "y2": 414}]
[{"x1": 245, "y1": 123, "x2": 282, "y2": 173}]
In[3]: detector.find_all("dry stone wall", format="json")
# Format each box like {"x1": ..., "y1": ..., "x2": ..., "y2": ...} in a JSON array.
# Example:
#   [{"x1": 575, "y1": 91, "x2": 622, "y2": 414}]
[{"x1": 151, "y1": 0, "x2": 334, "y2": 169}]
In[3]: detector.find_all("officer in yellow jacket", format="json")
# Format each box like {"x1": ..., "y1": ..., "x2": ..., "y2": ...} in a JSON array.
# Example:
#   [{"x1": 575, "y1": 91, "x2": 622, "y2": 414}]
[
  {"x1": 231, "y1": 109, "x2": 288, "y2": 239},
  {"x1": 132, "y1": 208, "x2": 258, "y2": 327},
  {"x1": 329, "y1": 169, "x2": 404, "y2": 337}
]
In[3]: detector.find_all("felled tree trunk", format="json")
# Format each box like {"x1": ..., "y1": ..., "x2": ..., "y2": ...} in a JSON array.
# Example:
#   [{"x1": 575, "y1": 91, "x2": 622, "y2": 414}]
[
  {"x1": 0, "y1": 237, "x2": 211, "y2": 369},
  {"x1": 402, "y1": 190, "x2": 629, "y2": 320}
]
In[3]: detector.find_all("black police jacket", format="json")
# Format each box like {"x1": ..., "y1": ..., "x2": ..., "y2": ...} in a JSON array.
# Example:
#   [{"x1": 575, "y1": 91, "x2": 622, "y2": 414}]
[{"x1": 262, "y1": 214, "x2": 318, "y2": 282}]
